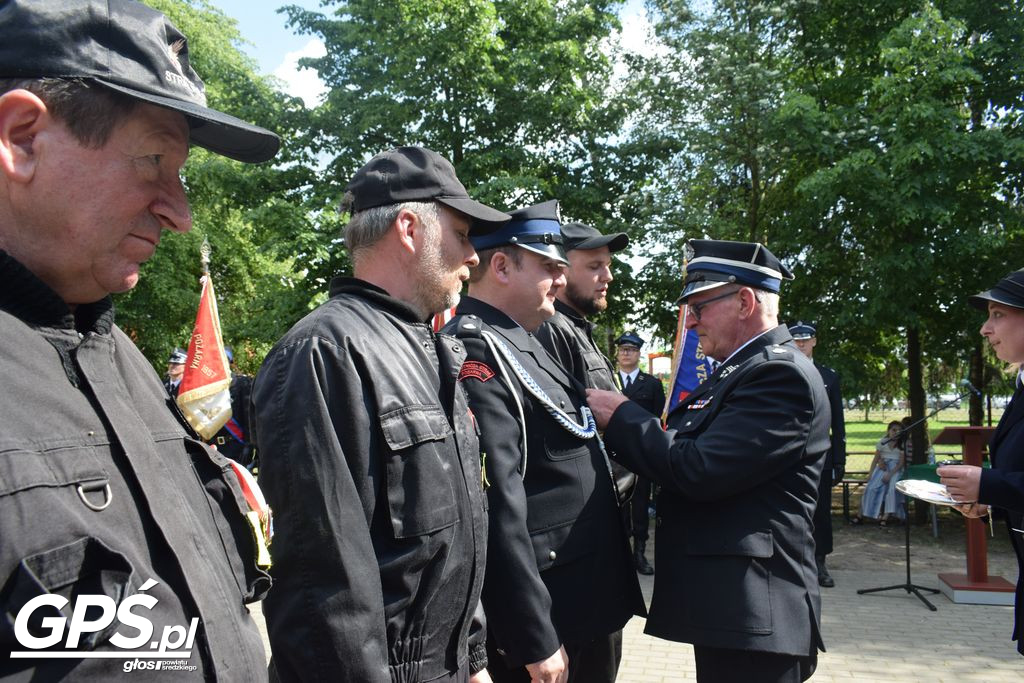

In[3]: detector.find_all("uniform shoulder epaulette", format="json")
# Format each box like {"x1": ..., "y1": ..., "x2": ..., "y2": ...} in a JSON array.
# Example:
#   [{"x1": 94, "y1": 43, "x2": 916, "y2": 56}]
[
  {"x1": 453, "y1": 314, "x2": 483, "y2": 338},
  {"x1": 764, "y1": 345, "x2": 794, "y2": 361}
]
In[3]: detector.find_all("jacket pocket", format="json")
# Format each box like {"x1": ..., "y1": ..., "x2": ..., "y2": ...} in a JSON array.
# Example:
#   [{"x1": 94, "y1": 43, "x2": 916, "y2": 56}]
[
  {"x1": 530, "y1": 515, "x2": 597, "y2": 571},
  {"x1": 681, "y1": 528, "x2": 774, "y2": 633},
  {"x1": 186, "y1": 438, "x2": 271, "y2": 603},
  {"x1": 2, "y1": 536, "x2": 138, "y2": 650},
  {"x1": 539, "y1": 402, "x2": 591, "y2": 461},
  {"x1": 380, "y1": 405, "x2": 459, "y2": 538}
]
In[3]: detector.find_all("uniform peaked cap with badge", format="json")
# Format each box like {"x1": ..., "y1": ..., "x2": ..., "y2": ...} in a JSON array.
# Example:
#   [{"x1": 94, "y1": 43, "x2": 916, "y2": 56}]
[
  {"x1": 615, "y1": 332, "x2": 645, "y2": 349},
  {"x1": 968, "y1": 268, "x2": 1024, "y2": 311},
  {"x1": 168, "y1": 348, "x2": 188, "y2": 365},
  {"x1": 0, "y1": 0, "x2": 280, "y2": 163},
  {"x1": 470, "y1": 199, "x2": 568, "y2": 265},
  {"x1": 345, "y1": 146, "x2": 509, "y2": 234},
  {"x1": 679, "y1": 239, "x2": 794, "y2": 302},
  {"x1": 788, "y1": 322, "x2": 816, "y2": 340}
]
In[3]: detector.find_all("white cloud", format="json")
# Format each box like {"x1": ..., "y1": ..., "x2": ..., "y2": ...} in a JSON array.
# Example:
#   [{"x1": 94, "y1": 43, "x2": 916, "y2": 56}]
[{"x1": 272, "y1": 38, "x2": 327, "y2": 108}]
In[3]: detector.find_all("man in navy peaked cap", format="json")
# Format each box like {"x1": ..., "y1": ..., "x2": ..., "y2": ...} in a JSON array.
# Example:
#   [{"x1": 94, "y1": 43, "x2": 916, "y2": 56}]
[
  {"x1": 612, "y1": 331, "x2": 666, "y2": 575},
  {"x1": 445, "y1": 201, "x2": 644, "y2": 683},
  {"x1": 788, "y1": 322, "x2": 847, "y2": 588},
  {"x1": 587, "y1": 239, "x2": 829, "y2": 682}
]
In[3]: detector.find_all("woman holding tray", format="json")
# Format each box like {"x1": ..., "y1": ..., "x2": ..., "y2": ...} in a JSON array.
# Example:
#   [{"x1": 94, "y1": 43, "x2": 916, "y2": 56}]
[{"x1": 939, "y1": 267, "x2": 1024, "y2": 656}]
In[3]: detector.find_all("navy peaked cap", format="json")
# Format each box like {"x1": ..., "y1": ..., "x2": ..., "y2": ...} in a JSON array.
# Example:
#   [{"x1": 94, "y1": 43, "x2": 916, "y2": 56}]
[
  {"x1": 168, "y1": 348, "x2": 188, "y2": 364},
  {"x1": 470, "y1": 200, "x2": 568, "y2": 264},
  {"x1": 615, "y1": 332, "x2": 645, "y2": 348},
  {"x1": 788, "y1": 322, "x2": 816, "y2": 339},
  {"x1": 679, "y1": 239, "x2": 794, "y2": 302}
]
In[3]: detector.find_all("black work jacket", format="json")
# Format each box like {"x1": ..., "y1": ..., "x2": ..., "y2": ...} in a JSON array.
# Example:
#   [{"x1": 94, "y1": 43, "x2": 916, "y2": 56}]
[
  {"x1": 252, "y1": 277, "x2": 487, "y2": 683},
  {"x1": 535, "y1": 299, "x2": 617, "y2": 392},
  {"x1": 0, "y1": 251, "x2": 269, "y2": 680},
  {"x1": 445, "y1": 297, "x2": 644, "y2": 668}
]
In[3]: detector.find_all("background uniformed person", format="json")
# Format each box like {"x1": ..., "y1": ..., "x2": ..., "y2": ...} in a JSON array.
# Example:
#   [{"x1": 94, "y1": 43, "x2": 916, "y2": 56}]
[
  {"x1": 163, "y1": 347, "x2": 188, "y2": 397},
  {"x1": 446, "y1": 201, "x2": 645, "y2": 683},
  {"x1": 614, "y1": 331, "x2": 666, "y2": 575},
  {"x1": 0, "y1": 1, "x2": 280, "y2": 678},
  {"x1": 789, "y1": 322, "x2": 847, "y2": 587},
  {"x1": 252, "y1": 146, "x2": 508, "y2": 682},
  {"x1": 587, "y1": 239, "x2": 830, "y2": 682},
  {"x1": 207, "y1": 347, "x2": 255, "y2": 466}
]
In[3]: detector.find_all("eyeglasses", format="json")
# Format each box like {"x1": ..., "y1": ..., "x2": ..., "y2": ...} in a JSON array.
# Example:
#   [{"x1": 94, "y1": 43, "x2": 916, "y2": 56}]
[{"x1": 689, "y1": 289, "x2": 739, "y2": 322}]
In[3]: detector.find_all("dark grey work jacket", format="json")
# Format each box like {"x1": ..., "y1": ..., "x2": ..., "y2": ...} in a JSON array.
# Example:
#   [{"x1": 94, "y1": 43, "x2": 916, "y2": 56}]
[
  {"x1": 252, "y1": 277, "x2": 488, "y2": 683},
  {"x1": 0, "y1": 251, "x2": 269, "y2": 680}
]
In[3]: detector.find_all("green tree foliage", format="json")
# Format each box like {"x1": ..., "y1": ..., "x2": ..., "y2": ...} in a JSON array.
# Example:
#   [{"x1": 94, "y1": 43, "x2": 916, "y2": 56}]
[
  {"x1": 629, "y1": 0, "x2": 1024, "y2": 424},
  {"x1": 279, "y1": 0, "x2": 641, "y2": 306},
  {"x1": 119, "y1": 0, "x2": 316, "y2": 373}
]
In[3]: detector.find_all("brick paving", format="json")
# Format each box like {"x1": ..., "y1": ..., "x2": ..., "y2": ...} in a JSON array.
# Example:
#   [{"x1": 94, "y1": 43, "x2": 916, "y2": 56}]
[
  {"x1": 253, "y1": 564, "x2": 1021, "y2": 681},
  {"x1": 616, "y1": 567, "x2": 1020, "y2": 681}
]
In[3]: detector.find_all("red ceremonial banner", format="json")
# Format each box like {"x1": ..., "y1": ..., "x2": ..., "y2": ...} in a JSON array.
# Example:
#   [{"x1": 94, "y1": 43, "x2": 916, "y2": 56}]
[{"x1": 177, "y1": 275, "x2": 232, "y2": 439}]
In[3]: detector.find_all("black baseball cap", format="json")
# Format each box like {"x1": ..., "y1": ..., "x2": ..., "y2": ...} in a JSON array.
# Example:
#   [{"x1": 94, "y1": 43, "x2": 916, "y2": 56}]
[
  {"x1": 969, "y1": 268, "x2": 1024, "y2": 311},
  {"x1": 345, "y1": 146, "x2": 509, "y2": 235},
  {"x1": 0, "y1": 0, "x2": 280, "y2": 163},
  {"x1": 561, "y1": 222, "x2": 628, "y2": 252}
]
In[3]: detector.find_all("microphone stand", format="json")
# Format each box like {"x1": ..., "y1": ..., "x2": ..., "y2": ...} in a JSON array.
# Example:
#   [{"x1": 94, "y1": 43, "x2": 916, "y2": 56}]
[{"x1": 856, "y1": 385, "x2": 976, "y2": 610}]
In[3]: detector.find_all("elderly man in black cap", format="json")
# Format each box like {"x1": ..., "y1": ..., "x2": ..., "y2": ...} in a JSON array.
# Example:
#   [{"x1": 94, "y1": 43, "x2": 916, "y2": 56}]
[
  {"x1": 613, "y1": 331, "x2": 666, "y2": 575},
  {"x1": 445, "y1": 201, "x2": 644, "y2": 683},
  {"x1": 0, "y1": 1, "x2": 279, "y2": 678},
  {"x1": 252, "y1": 146, "x2": 507, "y2": 682},
  {"x1": 940, "y1": 267, "x2": 1024, "y2": 656},
  {"x1": 789, "y1": 322, "x2": 847, "y2": 588},
  {"x1": 587, "y1": 239, "x2": 830, "y2": 682}
]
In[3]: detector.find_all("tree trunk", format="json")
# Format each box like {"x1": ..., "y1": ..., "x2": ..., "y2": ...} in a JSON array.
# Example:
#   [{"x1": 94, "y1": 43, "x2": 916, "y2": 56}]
[
  {"x1": 969, "y1": 341, "x2": 984, "y2": 426},
  {"x1": 906, "y1": 327, "x2": 929, "y2": 524}
]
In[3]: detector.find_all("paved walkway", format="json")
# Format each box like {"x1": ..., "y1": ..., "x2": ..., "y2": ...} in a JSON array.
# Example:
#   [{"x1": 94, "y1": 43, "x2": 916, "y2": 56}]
[
  {"x1": 617, "y1": 567, "x2": 1020, "y2": 681},
  {"x1": 253, "y1": 564, "x2": 1020, "y2": 681}
]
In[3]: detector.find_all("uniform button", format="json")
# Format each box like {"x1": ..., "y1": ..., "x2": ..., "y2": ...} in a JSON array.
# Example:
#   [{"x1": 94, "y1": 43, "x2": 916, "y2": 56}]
[
  {"x1": 548, "y1": 550, "x2": 557, "y2": 561},
  {"x1": 452, "y1": 344, "x2": 461, "y2": 352},
  {"x1": 559, "y1": 400, "x2": 565, "y2": 408},
  {"x1": 685, "y1": 421, "x2": 692, "y2": 426},
  {"x1": 422, "y1": 341, "x2": 431, "y2": 349},
  {"x1": 656, "y1": 517, "x2": 662, "y2": 527}
]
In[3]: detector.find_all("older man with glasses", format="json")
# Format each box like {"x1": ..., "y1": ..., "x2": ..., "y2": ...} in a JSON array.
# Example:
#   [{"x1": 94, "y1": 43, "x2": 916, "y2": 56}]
[{"x1": 586, "y1": 239, "x2": 831, "y2": 683}]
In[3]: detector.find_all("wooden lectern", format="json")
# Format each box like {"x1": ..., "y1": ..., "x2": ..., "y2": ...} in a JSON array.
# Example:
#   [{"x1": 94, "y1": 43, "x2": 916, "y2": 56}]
[{"x1": 933, "y1": 426, "x2": 1015, "y2": 604}]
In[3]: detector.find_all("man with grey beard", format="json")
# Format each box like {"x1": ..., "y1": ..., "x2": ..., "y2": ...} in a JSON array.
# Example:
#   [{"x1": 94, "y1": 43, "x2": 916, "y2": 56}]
[{"x1": 252, "y1": 146, "x2": 508, "y2": 682}]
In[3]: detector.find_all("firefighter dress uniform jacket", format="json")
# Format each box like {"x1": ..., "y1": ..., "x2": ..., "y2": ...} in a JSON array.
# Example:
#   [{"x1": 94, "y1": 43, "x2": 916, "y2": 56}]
[
  {"x1": 603, "y1": 325, "x2": 830, "y2": 657},
  {"x1": 445, "y1": 297, "x2": 645, "y2": 669},
  {"x1": 252, "y1": 277, "x2": 488, "y2": 683},
  {"x1": 0, "y1": 251, "x2": 269, "y2": 680}
]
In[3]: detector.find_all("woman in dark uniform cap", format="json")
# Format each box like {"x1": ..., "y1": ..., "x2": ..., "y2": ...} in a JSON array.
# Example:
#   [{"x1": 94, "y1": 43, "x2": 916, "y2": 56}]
[{"x1": 939, "y1": 267, "x2": 1024, "y2": 655}]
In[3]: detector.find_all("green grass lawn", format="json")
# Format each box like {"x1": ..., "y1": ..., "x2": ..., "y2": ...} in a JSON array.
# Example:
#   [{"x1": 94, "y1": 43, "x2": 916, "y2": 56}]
[{"x1": 842, "y1": 407, "x2": 1004, "y2": 474}]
